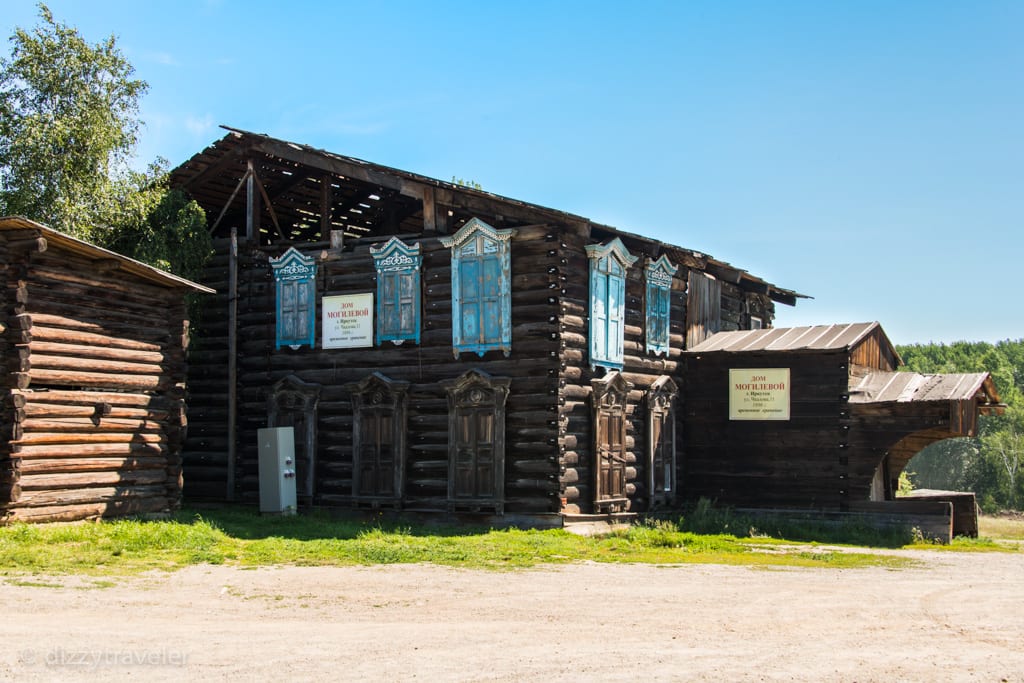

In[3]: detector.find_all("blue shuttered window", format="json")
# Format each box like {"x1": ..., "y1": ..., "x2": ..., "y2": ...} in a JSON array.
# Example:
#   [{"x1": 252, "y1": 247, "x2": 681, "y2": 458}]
[
  {"x1": 645, "y1": 255, "x2": 677, "y2": 357},
  {"x1": 586, "y1": 238, "x2": 638, "y2": 369},
  {"x1": 270, "y1": 247, "x2": 317, "y2": 349},
  {"x1": 371, "y1": 237, "x2": 422, "y2": 345},
  {"x1": 441, "y1": 218, "x2": 516, "y2": 357}
]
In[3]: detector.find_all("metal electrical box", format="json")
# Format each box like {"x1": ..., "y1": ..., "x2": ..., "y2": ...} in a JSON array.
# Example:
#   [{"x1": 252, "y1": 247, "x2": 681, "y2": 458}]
[{"x1": 258, "y1": 426, "x2": 298, "y2": 514}]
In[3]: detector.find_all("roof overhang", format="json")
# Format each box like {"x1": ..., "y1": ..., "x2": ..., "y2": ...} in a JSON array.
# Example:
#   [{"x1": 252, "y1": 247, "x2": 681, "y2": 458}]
[{"x1": 0, "y1": 216, "x2": 215, "y2": 293}]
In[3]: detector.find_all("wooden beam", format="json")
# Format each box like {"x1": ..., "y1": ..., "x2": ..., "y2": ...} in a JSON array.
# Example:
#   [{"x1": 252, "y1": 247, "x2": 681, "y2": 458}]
[
  {"x1": 320, "y1": 176, "x2": 333, "y2": 238},
  {"x1": 226, "y1": 227, "x2": 238, "y2": 502},
  {"x1": 180, "y1": 143, "x2": 252, "y2": 192},
  {"x1": 250, "y1": 138, "x2": 421, "y2": 199},
  {"x1": 250, "y1": 166, "x2": 286, "y2": 241},
  {"x1": 423, "y1": 185, "x2": 436, "y2": 233},
  {"x1": 209, "y1": 170, "x2": 250, "y2": 234},
  {"x1": 246, "y1": 159, "x2": 257, "y2": 241}
]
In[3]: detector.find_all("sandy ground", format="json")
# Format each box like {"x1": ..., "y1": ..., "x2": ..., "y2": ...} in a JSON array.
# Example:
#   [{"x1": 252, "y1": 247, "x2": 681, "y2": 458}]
[{"x1": 1, "y1": 550, "x2": 1022, "y2": 682}]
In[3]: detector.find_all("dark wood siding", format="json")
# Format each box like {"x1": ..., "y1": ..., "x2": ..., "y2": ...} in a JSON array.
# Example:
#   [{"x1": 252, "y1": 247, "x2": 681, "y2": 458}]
[{"x1": 1, "y1": 222, "x2": 196, "y2": 523}]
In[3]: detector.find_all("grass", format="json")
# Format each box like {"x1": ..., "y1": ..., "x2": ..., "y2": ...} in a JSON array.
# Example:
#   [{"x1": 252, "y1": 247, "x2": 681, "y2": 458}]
[
  {"x1": 0, "y1": 503, "x2": 1018, "y2": 578},
  {"x1": 978, "y1": 513, "x2": 1024, "y2": 541},
  {"x1": 0, "y1": 505, "x2": 919, "y2": 577}
]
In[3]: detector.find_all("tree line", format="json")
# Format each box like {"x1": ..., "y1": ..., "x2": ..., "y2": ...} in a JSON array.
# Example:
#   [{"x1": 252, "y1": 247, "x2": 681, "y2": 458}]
[{"x1": 897, "y1": 339, "x2": 1024, "y2": 511}]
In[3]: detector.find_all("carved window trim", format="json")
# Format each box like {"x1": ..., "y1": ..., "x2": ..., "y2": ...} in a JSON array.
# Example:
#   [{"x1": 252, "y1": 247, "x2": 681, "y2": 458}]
[
  {"x1": 347, "y1": 372, "x2": 409, "y2": 503},
  {"x1": 646, "y1": 375, "x2": 679, "y2": 507},
  {"x1": 370, "y1": 237, "x2": 422, "y2": 346},
  {"x1": 267, "y1": 375, "x2": 321, "y2": 501},
  {"x1": 645, "y1": 255, "x2": 677, "y2": 357},
  {"x1": 442, "y1": 369, "x2": 510, "y2": 512},
  {"x1": 270, "y1": 247, "x2": 317, "y2": 350},
  {"x1": 591, "y1": 370, "x2": 634, "y2": 512},
  {"x1": 586, "y1": 238, "x2": 638, "y2": 370},
  {"x1": 440, "y1": 218, "x2": 516, "y2": 358}
]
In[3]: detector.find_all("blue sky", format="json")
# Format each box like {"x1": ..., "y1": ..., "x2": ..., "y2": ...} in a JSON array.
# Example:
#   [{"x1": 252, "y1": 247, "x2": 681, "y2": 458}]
[{"x1": 4, "y1": 1, "x2": 1022, "y2": 345}]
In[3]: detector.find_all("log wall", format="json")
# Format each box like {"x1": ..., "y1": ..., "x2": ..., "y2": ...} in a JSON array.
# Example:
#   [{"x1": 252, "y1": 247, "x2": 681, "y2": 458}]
[
  {"x1": 0, "y1": 231, "x2": 191, "y2": 523},
  {"x1": 183, "y1": 216, "x2": 777, "y2": 519},
  {"x1": 682, "y1": 350, "x2": 856, "y2": 509},
  {"x1": 186, "y1": 224, "x2": 567, "y2": 516}
]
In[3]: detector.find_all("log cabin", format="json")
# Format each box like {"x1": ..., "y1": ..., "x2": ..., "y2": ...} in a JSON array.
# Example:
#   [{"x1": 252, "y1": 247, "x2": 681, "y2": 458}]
[
  {"x1": 684, "y1": 323, "x2": 1003, "y2": 538},
  {"x1": 169, "y1": 127, "x2": 1001, "y2": 536},
  {"x1": 0, "y1": 216, "x2": 214, "y2": 523}
]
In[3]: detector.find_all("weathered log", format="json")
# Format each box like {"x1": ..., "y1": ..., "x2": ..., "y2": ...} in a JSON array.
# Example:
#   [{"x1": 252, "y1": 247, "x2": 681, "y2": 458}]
[
  {"x1": 19, "y1": 456, "x2": 168, "y2": 474},
  {"x1": 14, "y1": 483, "x2": 169, "y2": 508},
  {"x1": 31, "y1": 322, "x2": 165, "y2": 352},
  {"x1": 30, "y1": 341, "x2": 175, "y2": 365},
  {"x1": 22, "y1": 403, "x2": 167, "y2": 420},
  {"x1": 21, "y1": 417, "x2": 167, "y2": 433},
  {"x1": 4, "y1": 496, "x2": 169, "y2": 522},
  {"x1": 27, "y1": 368, "x2": 166, "y2": 391},
  {"x1": 4, "y1": 236, "x2": 47, "y2": 252},
  {"x1": 16, "y1": 431, "x2": 167, "y2": 445},
  {"x1": 31, "y1": 353, "x2": 178, "y2": 378},
  {"x1": 14, "y1": 388, "x2": 166, "y2": 408},
  {"x1": 19, "y1": 469, "x2": 168, "y2": 491}
]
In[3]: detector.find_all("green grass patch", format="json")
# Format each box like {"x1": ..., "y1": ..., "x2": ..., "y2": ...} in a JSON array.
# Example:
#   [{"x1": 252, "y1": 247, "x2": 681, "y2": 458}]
[
  {"x1": 0, "y1": 505, "x2": 917, "y2": 576},
  {"x1": 978, "y1": 514, "x2": 1024, "y2": 541}
]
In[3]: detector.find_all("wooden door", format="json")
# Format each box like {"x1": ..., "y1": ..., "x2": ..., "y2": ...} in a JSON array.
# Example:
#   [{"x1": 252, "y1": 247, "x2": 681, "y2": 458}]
[
  {"x1": 596, "y1": 407, "x2": 627, "y2": 506},
  {"x1": 357, "y1": 409, "x2": 395, "y2": 497},
  {"x1": 452, "y1": 405, "x2": 497, "y2": 500}
]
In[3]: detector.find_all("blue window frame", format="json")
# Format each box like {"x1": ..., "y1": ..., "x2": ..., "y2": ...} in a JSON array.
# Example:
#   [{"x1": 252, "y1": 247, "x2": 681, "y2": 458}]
[
  {"x1": 370, "y1": 237, "x2": 422, "y2": 345},
  {"x1": 270, "y1": 247, "x2": 317, "y2": 349},
  {"x1": 645, "y1": 254, "x2": 677, "y2": 356},
  {"x1": 586, "y1": 238, "x2": 638, "y2": 370},
  {"x1": 440, "y1": 218, "x2": 516, "y2": 357}
]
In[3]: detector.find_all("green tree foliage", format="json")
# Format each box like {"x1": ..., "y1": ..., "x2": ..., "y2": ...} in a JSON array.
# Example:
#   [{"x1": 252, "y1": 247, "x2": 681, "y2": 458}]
[
  {"x1": 898, "y1": 339, "x2": 1024, "y2": 510},
  {"x1": 0, "y1": 3, "x2": 144, "y2": 238},
  {"x1": 0, "y1": 4, "x2": 210, "y2": 280},
  {"x1": 95, "y1": 161, "x2": 211, "y2": 282}
]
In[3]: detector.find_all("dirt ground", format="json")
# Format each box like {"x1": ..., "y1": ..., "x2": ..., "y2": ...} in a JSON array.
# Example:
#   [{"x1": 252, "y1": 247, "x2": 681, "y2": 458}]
[{"x1": 1, "y1": 549, "x2": 1023, "y2": 682}]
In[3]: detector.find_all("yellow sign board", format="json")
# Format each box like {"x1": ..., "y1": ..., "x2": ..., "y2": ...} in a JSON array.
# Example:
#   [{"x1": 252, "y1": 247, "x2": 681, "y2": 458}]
[{"x1": 729, "y1": 368, "x2": 790, "y2": 420}]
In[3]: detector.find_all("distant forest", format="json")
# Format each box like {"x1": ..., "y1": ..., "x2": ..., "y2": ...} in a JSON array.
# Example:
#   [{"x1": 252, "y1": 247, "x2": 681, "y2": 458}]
[{"x1": 897, "y1": 339, "x2": 1024, "y2": 511}]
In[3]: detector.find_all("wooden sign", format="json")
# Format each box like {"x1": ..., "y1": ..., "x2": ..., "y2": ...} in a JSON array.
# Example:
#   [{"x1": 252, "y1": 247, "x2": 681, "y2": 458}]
[
  {"x1": 323, "y1": 293, "x2": 373, "y2": 349},
  {"x1": 729, "y1": 368, "x2": 790, "y2": 420}
]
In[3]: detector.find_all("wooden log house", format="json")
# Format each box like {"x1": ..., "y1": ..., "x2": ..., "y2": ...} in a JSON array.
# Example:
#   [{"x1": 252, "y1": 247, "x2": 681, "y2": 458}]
[
  {"x1": 170, "y1": 127, "x2": 799, "y2": 523},
  {"x1": 684, "y1": 323, "x2": 1003, "y2": 539},
  {"x1": 170, "y1": 127, "x2": 1000, "y2": 532},
  {"x1": 0, "y1": 216, "x2": 213, "y2": 523}
]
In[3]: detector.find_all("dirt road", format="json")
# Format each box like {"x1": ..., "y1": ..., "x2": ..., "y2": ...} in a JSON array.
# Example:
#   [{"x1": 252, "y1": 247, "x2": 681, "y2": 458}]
[{"x1": 1, "y1": 549, "x2": 1022, "y2": 682}]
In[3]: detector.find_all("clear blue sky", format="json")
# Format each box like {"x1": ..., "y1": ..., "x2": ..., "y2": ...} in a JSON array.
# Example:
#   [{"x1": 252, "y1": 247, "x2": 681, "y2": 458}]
[{"x1": 4, "y1": 1, "x2": 1022, "y2": 345}]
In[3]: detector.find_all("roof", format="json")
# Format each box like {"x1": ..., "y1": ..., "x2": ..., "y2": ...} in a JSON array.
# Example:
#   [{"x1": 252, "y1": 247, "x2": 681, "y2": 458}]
[
  {"x1": 848, "y1": 371, "x2": 1000, "y2": 405},
  {"x1": 685, "y1": 322, "x2": 884, "y2": 354},
  {"x1": 169, "y1": 126, "x2": 806, "y2": 306},
  {"x1": 0, "y1": 216, "x2": 215, "y2": 293}
]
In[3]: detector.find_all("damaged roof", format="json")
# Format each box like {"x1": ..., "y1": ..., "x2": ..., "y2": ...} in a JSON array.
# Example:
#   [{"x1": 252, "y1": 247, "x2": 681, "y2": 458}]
[
  {"x1": 848, "y1": 371, "x2": 1001, "y2": 408},
  {"x1": 169, "y1": 126, "x2": 806, "y2": 306}
]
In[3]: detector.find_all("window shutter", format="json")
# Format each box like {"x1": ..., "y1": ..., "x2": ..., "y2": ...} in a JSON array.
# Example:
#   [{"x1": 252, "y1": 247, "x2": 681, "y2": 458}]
[
  {"x1": 591, "y1": 271, "x2": 608, "y2": 362},
  {"x1": 397, "y1": 271, "x2": 416, "y2": 337},
  {"x1": 459, "y1": 256, "x2": 481, "y2": 344},
  {"x1": 481, "y1": 253, "x2": 502, "y2": 345},
  {"x1": 608, "y1": 271, "x2": 625, "y2": 364},
  {"x1": 441, "y1": 218, "x2": 515, "y2": 357}
]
